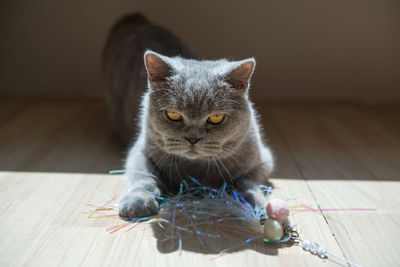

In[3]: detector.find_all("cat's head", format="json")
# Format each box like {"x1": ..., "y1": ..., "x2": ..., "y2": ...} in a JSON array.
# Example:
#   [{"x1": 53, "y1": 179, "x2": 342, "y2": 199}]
[{"x1": 144, "y1": 51, "x2": 255, "y2": 160}]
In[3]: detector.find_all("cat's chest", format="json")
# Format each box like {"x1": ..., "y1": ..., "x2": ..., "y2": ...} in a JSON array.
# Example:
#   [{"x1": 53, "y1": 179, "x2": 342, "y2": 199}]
[{"x1": 151, "y1": 156, "x2": 244, "y2": 189}]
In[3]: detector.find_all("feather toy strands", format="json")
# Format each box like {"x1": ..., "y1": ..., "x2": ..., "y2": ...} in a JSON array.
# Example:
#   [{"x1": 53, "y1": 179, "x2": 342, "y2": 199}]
[
  {"x1": 150, "y1": 177, "x2": 290, "y2": 254},
  {"x1": 92, "y1": 171, "x2": 367, "y2": 266}
]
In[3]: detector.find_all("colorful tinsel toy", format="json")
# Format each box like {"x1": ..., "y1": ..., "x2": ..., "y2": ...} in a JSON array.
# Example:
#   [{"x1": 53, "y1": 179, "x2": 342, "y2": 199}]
[{"x1": 87, "y1": 172, "x2": 367, "y2": 266}]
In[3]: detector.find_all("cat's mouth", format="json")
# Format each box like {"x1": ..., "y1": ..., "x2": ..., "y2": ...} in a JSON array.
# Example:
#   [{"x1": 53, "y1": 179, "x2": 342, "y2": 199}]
[
  {"x1": 162, "y1": 139, "x2": 224, "y2": 159},
  {"x1": 182, "y1": 146, "x2": 226, "y2": 160},
  {"x1": 183, "y1": 147, "x2": 202, "y2": 159}
]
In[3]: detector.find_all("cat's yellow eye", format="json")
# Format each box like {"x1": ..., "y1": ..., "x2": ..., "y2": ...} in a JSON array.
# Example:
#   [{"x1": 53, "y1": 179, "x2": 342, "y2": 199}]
[
  {"x1": 207, "y1": 113, "x2": 225, "y2": 124},
  {"x1": 166, "y1": 109, "x2": 182, "y2": 121}
]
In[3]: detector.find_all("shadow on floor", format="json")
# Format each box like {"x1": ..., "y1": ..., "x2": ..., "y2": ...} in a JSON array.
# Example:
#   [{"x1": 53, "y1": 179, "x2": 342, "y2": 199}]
[{"x1": 149, "y1": 204, "x2": 293, "y2": 256}]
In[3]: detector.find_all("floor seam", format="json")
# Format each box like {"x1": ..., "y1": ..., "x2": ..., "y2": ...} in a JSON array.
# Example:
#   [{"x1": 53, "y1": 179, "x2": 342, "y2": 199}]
[{"x1": 266, "y1": 106, "x2": 350, "y2": 266}]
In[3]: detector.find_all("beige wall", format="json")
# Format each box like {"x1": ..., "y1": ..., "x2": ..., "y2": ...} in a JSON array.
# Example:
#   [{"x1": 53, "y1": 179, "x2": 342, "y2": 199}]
[{"x1": 0, "y1": 0, "x2": 399, "y2": 101}]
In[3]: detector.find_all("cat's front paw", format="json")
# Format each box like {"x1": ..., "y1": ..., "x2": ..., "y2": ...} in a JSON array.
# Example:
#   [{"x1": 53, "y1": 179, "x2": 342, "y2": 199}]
[{"x1": 118, "y1": 190, "x2": 159, "y2": 220}]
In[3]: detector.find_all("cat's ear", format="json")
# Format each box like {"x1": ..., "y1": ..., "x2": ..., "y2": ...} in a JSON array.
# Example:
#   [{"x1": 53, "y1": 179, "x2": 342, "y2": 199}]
[
  {"x1": 144, "y1": 51, "x2": 171, "y2": 82},
  {"x1": 226, "y1": 58, "x2": 256, "y2": 95}
]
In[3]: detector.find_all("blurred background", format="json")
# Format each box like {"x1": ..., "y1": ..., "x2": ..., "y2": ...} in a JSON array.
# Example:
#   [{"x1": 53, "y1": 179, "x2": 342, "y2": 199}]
[{"x1": 0, "y1": 0, "x2": 399, "y2": 101}]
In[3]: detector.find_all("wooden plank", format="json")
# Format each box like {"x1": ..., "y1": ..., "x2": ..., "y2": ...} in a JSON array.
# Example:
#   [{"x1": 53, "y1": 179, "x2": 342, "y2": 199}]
[
  {"x1": 309, "y1": 179, "x2": 400, "y2": 267},
  {"x1": 0, "y1": 98, "x2": 122, "y2": 173},
  {"x1": 309, "y1": 105, "x2": 400, "y2": 266},
  {"x1": 0, "y1": 97, "x2": 32, "y2": 126},
  {"x1": 321, "y1": 105, "x2": 400, "y2": 179},
  {"x1": 12, "y1": 100, "x2": 123, "y2": 173},
  {"x1": 0, "y1": 99, "x2": 86, "y2": 171},
  {"x1": 377, "y1": 105, "x2": 400, "y2": 127},
  {"x1": 4, "y1": 99, "x2": 398, "y2": 266},
  {"x1": 267, "y1": 103, "x2": 376, "y2": 180},
  {"x1": 0, "y1": 172, "x2": 342, "y2": 267},
  {"x1": 268, "y1": 103, "x2": 400, "y2": 266},
  {"x1": 256, "y1": 103, "x2": 349, "y2": 265},
  {"x1": 256, "y1": 103, "x2": 304, "y2": 179}
]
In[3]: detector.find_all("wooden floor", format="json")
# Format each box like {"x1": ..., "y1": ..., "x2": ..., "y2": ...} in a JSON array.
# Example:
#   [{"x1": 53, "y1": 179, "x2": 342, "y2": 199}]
[{"x1": 0, "y1": 97, "x2": 399, "y2": 267}]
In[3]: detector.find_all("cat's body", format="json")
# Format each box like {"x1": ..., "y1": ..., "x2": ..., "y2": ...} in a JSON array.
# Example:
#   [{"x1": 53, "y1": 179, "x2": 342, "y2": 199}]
[
  {"x1": 103, "y1": 13, "x2": 274, "y2": 219},
  {"x1": 103, "y1": 14, "x2": 195, "y2": 146}
]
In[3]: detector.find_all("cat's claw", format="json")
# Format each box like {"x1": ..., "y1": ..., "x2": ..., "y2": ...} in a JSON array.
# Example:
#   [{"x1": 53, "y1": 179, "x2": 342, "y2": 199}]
[{"x1": 118, "y1": 191, "x2": 159, "y2": 220}]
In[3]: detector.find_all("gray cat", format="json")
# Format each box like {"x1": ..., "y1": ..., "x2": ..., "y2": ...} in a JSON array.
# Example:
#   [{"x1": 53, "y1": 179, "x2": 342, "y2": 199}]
[{"x1": 103, "y1": 13, "x2": 274, "y2": 219}]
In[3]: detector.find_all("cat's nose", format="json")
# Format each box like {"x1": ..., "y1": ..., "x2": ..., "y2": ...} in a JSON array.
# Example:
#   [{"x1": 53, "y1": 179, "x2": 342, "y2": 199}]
[{"x1": 185, "y1": 136, "x2": 201, "y2": 145}]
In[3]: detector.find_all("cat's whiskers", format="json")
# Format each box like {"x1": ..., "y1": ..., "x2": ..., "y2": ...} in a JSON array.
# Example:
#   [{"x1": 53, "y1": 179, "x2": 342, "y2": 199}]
[
  {"x1": 203, "y1": 141, "x2": 219, "y2": 145},
  {"x1": 143, "y1": 149, "x2": 157, "y2": 163},
  {"x1": 204, "y1": 158, "x2": 211, "y2": 184},
  {"x1": 202, "y1": 146, "x2": 221, "y2": 152},
  {"x1": 158, "y1": 153, "x2": 177, "y2": 191},
  {"x1": 218, "y1": 147, "x2": 248, "y2": 172},
  {"x1": 143, "y1": 141, "x2": 169, "y2": 165},
  {"x1": 216, "y1": 158, "x2": 235, "y2": 185},
  {"x1": 173, "y1": 154, "x2": 184, "y2": 182},
  {"x1": 149, "y1": 152, "x2": 169, "y2": 177},
  {"x1": 212, "y1": 159, "x2": 228, "y2": 185}
]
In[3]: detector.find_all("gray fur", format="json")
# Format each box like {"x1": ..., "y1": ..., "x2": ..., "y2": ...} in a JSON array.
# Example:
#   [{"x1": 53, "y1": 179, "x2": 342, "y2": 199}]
[
  {"x1": 103, "y1": 13, "x2": 274, "y2": 219},
  {"x1": 103, "y1": 13, "x2": 195, "y2": 146}
]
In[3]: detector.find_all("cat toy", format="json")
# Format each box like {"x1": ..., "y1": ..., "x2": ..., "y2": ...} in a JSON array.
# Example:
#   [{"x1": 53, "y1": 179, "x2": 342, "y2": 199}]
[
  {"x1": 261, "y1": 192, "x2": 361, "y2": 266},
  {"x1": 152, "y1": 178, "x2": 293, "y2": 254},
  {"x1": 95, "y1": 171, "x2": 362, "y2": 266}
]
